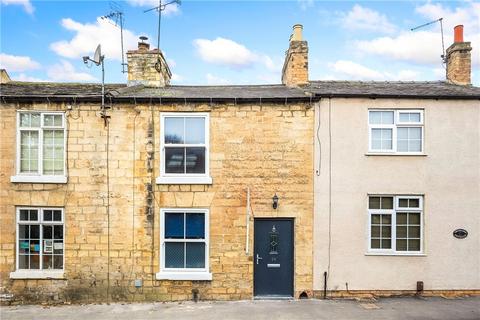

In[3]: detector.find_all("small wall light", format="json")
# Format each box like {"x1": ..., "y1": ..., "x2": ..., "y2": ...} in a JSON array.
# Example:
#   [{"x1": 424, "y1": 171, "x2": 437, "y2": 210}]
[{"x1": 272, "y1": 193, "x2": 279, "y2": 210}]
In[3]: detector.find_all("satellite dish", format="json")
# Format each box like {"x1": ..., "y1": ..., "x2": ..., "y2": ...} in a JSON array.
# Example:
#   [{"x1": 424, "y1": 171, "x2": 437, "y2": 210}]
[{"x1": 93, "y1": 44, "x2": 103, "y2": 65}]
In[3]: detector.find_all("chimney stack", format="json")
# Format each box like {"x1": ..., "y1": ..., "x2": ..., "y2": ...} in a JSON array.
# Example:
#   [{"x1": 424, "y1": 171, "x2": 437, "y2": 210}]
[
  {"x1": 281, "y1": 24, "x2": 308, "y2": 87},
  {"x1": 446, "y1": 25, "x2": 472, "y2": 85},
  {"x1": 126, "y1": 36, "x2": 171, "y2": 87}
]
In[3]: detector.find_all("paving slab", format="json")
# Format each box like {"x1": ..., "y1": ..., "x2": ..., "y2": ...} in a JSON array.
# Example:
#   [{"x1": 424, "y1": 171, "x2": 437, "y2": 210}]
[{"x1": 1, "y1": 296, "x2": 479, "y2": 320}]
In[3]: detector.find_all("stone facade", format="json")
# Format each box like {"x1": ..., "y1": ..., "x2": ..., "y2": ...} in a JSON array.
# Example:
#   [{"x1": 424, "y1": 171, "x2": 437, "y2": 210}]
[
  {"x1": 446, "y1": 41, "x2": 472, "y2": 85},
  {"x1": 0, "y1": 101, "x2": 314, "y2": 303},
  {"x1": 126, "y1": 41, "x2": 171, "y2": 88}
]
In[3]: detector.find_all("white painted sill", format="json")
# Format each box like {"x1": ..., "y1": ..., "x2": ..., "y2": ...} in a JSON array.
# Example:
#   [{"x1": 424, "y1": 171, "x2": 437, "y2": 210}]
[
  {"x1": 10, "y1": 270, "x2": 65, "y2": 279},
  {"x1": 365, "y1": 252, "x2": 426, "y2": 257},
  {"x1": 11, "y1": 175, "x2": 68, "y2": 184},
  {"x1": 156, "y1": 176, "x2": 212, "y2": 185},
  {"x1": 156, "y1": 272, "x2": 212, "y2": 281},
  {"x1": 365, "y1": 153, "x2": 427, "y2": 157}
]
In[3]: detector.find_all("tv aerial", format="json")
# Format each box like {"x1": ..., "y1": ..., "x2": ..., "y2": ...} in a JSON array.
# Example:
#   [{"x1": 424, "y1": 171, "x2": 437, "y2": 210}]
[
  {"x1": 411, "y1": 17, "x2": 446, "y2": 64},
  {"x1": 102, "y1": 1, "x2": 127, "y2": 73},
  {"x1": 83, "y1": 44, "x2": 109, "y2": 127},
  {"x1": 144, "y1": 0, "x2": 181, "y2": 73}
]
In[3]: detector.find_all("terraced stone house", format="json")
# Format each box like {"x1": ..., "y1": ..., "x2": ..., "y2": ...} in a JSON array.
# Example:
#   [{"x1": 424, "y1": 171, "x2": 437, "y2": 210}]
[{"x1": 0, "y1": 24, "x2": 478, "y2": 303}]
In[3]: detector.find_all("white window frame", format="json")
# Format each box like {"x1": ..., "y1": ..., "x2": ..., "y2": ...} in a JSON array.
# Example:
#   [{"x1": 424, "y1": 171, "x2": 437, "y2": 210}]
[
  {"x1": 11, "y1": 111, "x2": 67, "y2": 183},
  {"x1": 156, "y1": 112, "x2": 212, "y2": 185},
  {"x1": 368, "y1": 109, "x2": 424, "y2": 155},
  {"x1": 156, "y1": 208, "x2": 212, "y2": 281},
  {"x1": 367, "y1": 195, "x2": 424, "y2": 255},
  {"x1": 10, "y1": 207, "x2": 65, "y2": 279}
]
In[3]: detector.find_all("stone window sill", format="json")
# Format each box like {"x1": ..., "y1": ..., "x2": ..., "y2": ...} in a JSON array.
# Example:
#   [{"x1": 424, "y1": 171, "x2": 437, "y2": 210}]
[
  {"x1": 10, "y1": 270, "x2": 65, "y2": 279},
  {"x1": 156, "y1": 272, "x2": 212, "y2": 281},
  {"x1": 365, "y1": 252, "x2": 426, "y2": 257},
  {"x1": 11, "y1": 175, "x2": 68, "y2": 184},
  {"x1": 156, "y1": 176, "x2": 212, "y2": 185}
]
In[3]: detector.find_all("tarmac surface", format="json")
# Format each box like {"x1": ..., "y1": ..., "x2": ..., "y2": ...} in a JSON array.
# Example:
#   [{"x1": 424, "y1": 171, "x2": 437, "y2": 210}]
[{"x1": 1, "y1": 296, "x2": 479, "y2": 320}]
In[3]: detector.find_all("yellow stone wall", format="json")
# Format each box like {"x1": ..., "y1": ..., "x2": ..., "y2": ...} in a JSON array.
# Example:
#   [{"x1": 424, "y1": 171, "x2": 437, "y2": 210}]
[{"x1": 0, "y1": 101, "x2": 314, "y2": 303}]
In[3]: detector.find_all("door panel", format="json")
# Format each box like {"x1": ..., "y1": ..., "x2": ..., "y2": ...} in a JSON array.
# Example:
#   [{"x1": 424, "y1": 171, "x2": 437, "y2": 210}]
[{"x1": 254, "y1": 219, "x2": 294, "y2": 297}]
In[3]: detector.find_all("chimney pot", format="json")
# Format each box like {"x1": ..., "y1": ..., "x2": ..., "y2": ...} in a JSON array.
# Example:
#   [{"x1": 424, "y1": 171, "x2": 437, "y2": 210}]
[
  {"x1": 454, "y1": 25, "x2": 464, "y2": 43},
  {"x1": 292, "y1": 24, "x2": 303, "y2": 41},
  {"x1": 138, "y1": 36, "x2": 150, "y2": 52}
]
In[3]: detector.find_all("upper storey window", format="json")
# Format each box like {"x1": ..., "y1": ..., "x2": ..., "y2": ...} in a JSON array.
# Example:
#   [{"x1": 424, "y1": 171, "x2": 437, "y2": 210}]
[
  {"x1": 368, "y1": 110, "x2": 424, "y2": 154},
  {"x1": 11, "y1": 112, "x2": 67, "y2": 184},
  {"x1": 157, "y1": 113, "x2": 212, "y2": 185}
]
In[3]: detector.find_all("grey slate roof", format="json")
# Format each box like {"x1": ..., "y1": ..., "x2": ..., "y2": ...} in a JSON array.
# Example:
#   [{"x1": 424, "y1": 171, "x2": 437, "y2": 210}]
[
  {"x1": 1, "y1": 80, "x2": 480, "y2": 102},
  {"x1": 304, "y1": 81, "x2": 480, "y2": 99}
]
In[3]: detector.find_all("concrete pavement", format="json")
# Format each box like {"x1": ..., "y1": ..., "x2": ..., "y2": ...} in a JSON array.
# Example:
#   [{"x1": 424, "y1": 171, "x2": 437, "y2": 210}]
[{"x1": 1, "y1": 296, "x2": 479, "y2": 320}]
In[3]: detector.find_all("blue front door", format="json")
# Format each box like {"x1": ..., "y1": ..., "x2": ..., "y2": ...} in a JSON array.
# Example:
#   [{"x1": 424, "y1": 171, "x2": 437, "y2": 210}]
[{"x1": 254, "y1": 218, "x2": 294, "y2": 297}]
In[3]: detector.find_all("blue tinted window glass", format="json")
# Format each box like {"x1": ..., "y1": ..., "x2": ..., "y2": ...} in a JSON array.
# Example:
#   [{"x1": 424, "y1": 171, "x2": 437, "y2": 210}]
[
  {"x1": 165, "y1": 242, "x2": 184, "y2": 268},
  {"x1": 186, "y1": 243, "x2": 205, "y2": 268},
  {"x1": 165, "y1": 213, "x2": 184, "y2": 239},
  {"x1": 186, "y1": 213, "x2": 204, "y2": 239}
]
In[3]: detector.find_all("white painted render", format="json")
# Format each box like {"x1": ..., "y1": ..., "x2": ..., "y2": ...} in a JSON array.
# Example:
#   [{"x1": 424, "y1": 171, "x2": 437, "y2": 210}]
[{"x1": 313, "y1": 97, "x2": 480, "y2": 291}]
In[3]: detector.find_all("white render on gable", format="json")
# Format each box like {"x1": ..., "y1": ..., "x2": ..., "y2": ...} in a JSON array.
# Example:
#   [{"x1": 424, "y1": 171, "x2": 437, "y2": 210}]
[{"x1": 313, "y1": 97, "x2": 480, "y2": 291}]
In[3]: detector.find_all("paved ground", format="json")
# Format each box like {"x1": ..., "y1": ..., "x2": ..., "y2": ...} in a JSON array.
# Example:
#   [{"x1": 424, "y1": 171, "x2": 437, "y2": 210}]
[{"x1": 1, "y1": 296, "x2": 479, "y2": 320}]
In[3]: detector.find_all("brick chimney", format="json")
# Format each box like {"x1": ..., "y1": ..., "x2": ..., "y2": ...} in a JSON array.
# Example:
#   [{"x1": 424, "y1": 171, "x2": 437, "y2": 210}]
[
  {"x1": 446, "y1": 25, "x2": 472, "y2": 85},
  {"x1": 126, "y1": 36, "x2": 172, "y2": 87},
  {"x1": 281, "y1": 24, "x2": 308, "y2": 87}
]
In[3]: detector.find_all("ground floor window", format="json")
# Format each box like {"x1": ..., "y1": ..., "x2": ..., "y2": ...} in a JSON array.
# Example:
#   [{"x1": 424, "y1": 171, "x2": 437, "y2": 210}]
[
  {"x1": 368, "y1": 196, "x2": 423, "y2": 254},
  {"x1": 160, "y1": 208, "x2": 209, "y2": 273},
  {"x1": 16, "y1": 207, "x2": 64, "y2": 270}
]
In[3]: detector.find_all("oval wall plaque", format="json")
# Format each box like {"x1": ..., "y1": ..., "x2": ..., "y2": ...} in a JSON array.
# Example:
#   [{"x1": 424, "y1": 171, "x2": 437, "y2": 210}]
[{"x1": 453, "y1": 229, "x2": 468, "y2": 239}]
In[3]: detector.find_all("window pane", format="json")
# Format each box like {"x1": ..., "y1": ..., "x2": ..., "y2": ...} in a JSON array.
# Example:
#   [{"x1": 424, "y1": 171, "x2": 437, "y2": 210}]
[
  {"x1": 371, "y1": 239, "x2": 380, "y2": 249},
  {"x1": 409, "y1": 127, "x2": 421, "y2": 139},
  {"x1": 43, "y1": 225, "x2": 52, "y2": 239},
  {"x1": 53, "y1": 210, "x2": 62, "y2": 221},
  {"x1": 54, "y1": 115, "x2": 63, "y2": 127},
  {"x1": 54, "y1": 225, "x2": 63, "y2": 239},
  {"x1": 369, "y1": 197, "x2": 380, "y2": 209},
  {"x1": 20, "y1": 210, "x2": 29, "y2": 221},
  {"x1": 408, "y1": 239, "x2": 420, "y2": 251},
  {"x1": 19, "y1": 225, "x2": 29, "y2": 239},
  {"x1": 399, "y1": 113, "x2": 409, "y2": 122},
  {"x1": 371, "y1": 226, "x2": 380, "y2": 237},
  {"x1": 53, "y1": 240, "x2": 63, "y2": 254},
  {"x1": 397, "y1": 127, "x2": 408, "y2": 139},
  {"x1": 409, "y1": 199, "x2": 420, "y2": 208},
  {"x1": 397, "y1": 140, "x2": 408, "y2": 152},
  {"x1": 185, "y1": 147, "x2": 205, "y2": 174},
  {"x1": 396, "y1": 239, "x2": 408, "y2": 251},
  {"x1": 408, "y1": 226, "x2": 420, "y2": 238},
  {"x1": 409, "y1": 213, "x2": 421, "y2": 224},
  {"x1": 44, "y1": 210, "x2": 53, "y2": 221},
  {"x1": 396, "y1": 226, "x2": 407, "y2": 237},
  {"x1": 382, "y1": 226, "x2": 391, "y2": 237},
  {"x1": 30, "y1": 239, "x2": 40, "y2": 253},
  {"x1": 369, "y1": 111, "x2": 381, "y2": 124},
  {"x1": 43, "y1": 255, "x2": 53, "y2": 269},
  {"x1": 186, "y1": 243, "x2": 205, "y2": 268},
  {"x1": 165, "y1": 213, "x2": 184, "y2": 239},
  {"x1": 398, "y1": 199, "x2": 408, "y2": 208},
  {"x1": 372, "y1": 129, "x2": 392, "y2": 150},
  {"x1": 20, "y1": 113, "x2": 40, "y2": 127},
  {"x1": 397, "y1": 213, "x2": 407, "y2": 224},
  {"x1": 30, "y1": 255, "x2": 40, "y2": 269},
  {"x1": 165, "y1": 117, "x2": 184, "y2": 144},
  {"x1": 185, "y1": 117, "x2": 205, "y2": 144},
  {"x1": 186, "y1": 213, "x2": 205, "y2": 239},
  {"x1": 43, "y1": 130, "x2": 64, "y2": 175},
  {"x1": 29, "y1": 210, "x2": 38, "y2": 221},
  {"x1": 20, "y1": 113, "x2": 30, "y2": 127},
  {"x1": 18, "y1": 255, "x2": 29, "y2": 269},
  {"x1": 381, "y1": 215, "x2": 391, "y2": 224},
  {"x1": 371, "y1": 214, "x2": 381, "y2": 224},
  {"x1": 44, "y1": 115, "x2": 54, "y2": 126},
  {"x1": 20, "y1": 131, "x2": 39, "y2": 173},
  {"x1": 165, "y1": 242, "x2": 184, "y2": 268},
  {"x1": 409, "y1": 140, "x2": 421, "y2": 152},
  {"x1": 381, "y1": 239, "x2": 391, "y2": 249},
  {"x1": 30, "y1": 225, "x2": 40, "y2": 239},
  {"x1": 53, "y1": 255, "x2": 63, "y2": 269},
  {"x1": 381, "y1": 197, "x2": 393, "y2": 209},
  {"x1": 165, "y1": 147, "x2": 185, "y2": 173},
  {"x1": 381, "y1": 111, "x2": 394, "y2": 124}
]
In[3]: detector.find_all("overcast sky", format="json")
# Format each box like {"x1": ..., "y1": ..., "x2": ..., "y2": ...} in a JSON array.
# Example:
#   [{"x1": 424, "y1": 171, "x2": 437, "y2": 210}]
[{"x1": 0, "y1": 0, "x2": 479, "y2": 85}]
